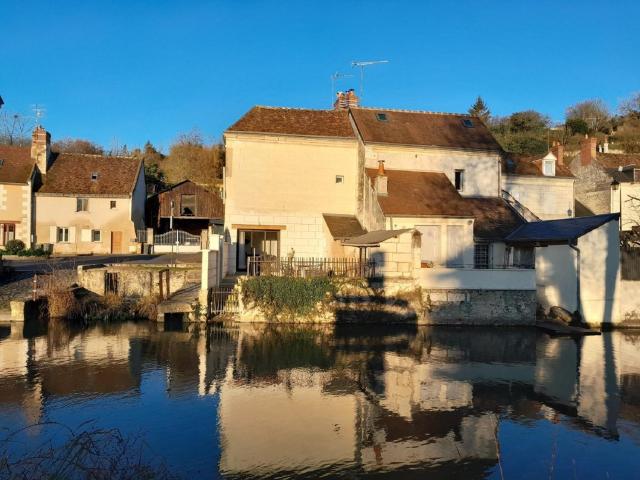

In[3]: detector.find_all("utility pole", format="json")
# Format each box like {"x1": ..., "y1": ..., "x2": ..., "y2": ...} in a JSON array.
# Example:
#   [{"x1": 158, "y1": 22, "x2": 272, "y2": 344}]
[{"x1": 351, "y1": 60, "x2": 389, "y2": 99}]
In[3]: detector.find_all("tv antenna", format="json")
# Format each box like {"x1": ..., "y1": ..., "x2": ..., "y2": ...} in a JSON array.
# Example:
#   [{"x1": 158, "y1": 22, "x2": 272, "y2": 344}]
[
  {"x1": 351, "y1": 60, "x2": 389, "y2": 98},
  {"x1": 32, "y1": 104, "x2": 46, "y2": 126},
  {"x1": 330, "y1": 71, "x2": 354, "y2": 104}
]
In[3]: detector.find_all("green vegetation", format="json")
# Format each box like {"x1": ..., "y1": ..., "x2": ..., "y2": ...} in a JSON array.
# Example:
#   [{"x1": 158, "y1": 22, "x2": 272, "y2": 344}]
[
  {"x1": 242, "y1": 276, "x2": 336, "y2": 317},
  {"x1": 468, "y1": 96, "x2": 490, "y2": 123},
  {"x1": 1, "y1": 239, "x2": 48, "y2": 257}
]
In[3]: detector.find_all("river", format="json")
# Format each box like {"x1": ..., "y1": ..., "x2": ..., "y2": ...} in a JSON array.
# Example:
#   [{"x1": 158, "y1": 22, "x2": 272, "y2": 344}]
[{"x1": 0, "y1": 320, "x2": 639, "y2": 478}]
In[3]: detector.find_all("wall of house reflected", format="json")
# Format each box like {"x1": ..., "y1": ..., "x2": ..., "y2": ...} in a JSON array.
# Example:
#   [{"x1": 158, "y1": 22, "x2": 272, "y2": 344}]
[{"x1": 1, "y1": 321, "x2": 640, "y2": 477}]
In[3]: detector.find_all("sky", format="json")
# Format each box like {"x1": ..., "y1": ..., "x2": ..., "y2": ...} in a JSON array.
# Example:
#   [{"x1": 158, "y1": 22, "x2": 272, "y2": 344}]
[{"x1": 1, "y1": 0, "x2": 639, "y2": 151}]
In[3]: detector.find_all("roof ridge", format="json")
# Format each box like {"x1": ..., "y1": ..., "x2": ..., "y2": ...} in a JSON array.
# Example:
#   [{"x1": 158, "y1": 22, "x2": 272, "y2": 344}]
[
  {"x1": 57, "y1": 152, "x2": 135, "y2": 160},
  {"x1": 352, "y1": 106, "x2": 473, "y2": 117},
  {"x1": 253, "y1": 105, "x2": 337, "y2": 112}
]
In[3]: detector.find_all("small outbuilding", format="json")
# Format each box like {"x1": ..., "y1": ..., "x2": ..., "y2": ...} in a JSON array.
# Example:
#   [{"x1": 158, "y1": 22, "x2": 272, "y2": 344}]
[
  {"x1": 146, "y1": 180, "x2": 224, "y2": 235},
  {"x1": 507, "y1": 213, "x2": 620, "y2": 326}
]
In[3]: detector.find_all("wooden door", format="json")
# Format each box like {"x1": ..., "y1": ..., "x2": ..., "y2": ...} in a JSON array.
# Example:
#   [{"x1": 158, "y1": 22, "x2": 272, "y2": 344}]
[{"x1": 111, "y1": 231, "x2": 123, "y2": 254}]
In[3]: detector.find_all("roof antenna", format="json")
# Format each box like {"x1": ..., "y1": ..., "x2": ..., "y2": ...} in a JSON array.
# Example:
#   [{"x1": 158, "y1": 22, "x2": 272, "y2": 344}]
[
  {"x1": 32, "y1": 104, "x2": 46, "y2": 126},
  {"x1": 330, "y1": 71, "x2": 354, "y2": 106},
  {"x1": 351, "y1": 60, "x2": 389, "y2": 100}
]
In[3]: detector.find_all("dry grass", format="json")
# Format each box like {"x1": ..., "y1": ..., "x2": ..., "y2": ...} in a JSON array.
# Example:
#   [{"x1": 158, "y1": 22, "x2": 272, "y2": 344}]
[{"x1": 41, "y1": 268, "x2": 82, "y2": 319}]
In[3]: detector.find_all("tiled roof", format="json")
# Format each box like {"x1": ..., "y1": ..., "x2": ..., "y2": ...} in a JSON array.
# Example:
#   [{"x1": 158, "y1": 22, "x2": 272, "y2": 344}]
[
  {"x1": 365, "y1": 168, "x2": 523, "y2": 240},
  {"x1": 226, "y1": 106, "x2": 355, "y2": 138},
  {"x1": 507, "y1": 213, "x2": 619, "y2": 245},
  {"x1": 0, "y1": 145, "x2": 34, "y2": 184},
  {"x1": 37, "y1": 153, "x2": 142, "y2": 196},
  {"x1": 503, "y1": 153, "x2": 574, "y2": 178},
  {"x1": 596, "y1": 153, "x2": 640, "y2": 169},
  {"x1": 323, "y1": 214, "x2": 366, "y2": 240},
  {"x1": 351, "y1": 108, "x2": 502, "y2": 150}
]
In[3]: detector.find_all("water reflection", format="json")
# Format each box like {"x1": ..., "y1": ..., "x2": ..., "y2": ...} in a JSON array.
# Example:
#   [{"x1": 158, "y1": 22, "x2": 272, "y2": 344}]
[{"x1": 1, "y1": 320, "x2": 639, "y2": 478}]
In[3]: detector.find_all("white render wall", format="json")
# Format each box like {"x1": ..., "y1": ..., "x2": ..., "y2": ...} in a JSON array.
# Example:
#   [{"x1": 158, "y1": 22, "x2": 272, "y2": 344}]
[
  {"x1": 611, "y1": 182, "x2": 640, "y2": 231},
  {"x1": 502, "y1": 175, "x2": 575, "y2": 220},
  {"x1": 364, "y1": 144, "x2": 502, "y2": 198},
  {"x1": 419, "y1": 268, "x2": 535, "y2": 290}
]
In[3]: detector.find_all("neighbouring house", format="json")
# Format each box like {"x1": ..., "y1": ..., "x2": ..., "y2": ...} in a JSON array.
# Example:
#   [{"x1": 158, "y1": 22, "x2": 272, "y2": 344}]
[
  {"x1": 146, "y1": 180, "x2": 224, "y2": 235},
  {"x1": 0, "y1": 127, "x2": 48, "y2": 247},
  {"x1": 34, "y1": 145, "x2": 146, "y2": 255},
  {"x1": 507, "y1": 214, "x2": 623, "y2": 326},
  {"x1": 569, "y1": 135, "x2": 640, "y2": 231},
  {"x1": 501, "y1": 142, "x2": 575, "y2": 221}
]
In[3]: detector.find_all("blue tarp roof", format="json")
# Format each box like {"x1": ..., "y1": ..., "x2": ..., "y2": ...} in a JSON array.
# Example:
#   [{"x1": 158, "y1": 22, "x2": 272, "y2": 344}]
[{"x1": 506, "y1": 213, "x2": 619, "y2": 245}]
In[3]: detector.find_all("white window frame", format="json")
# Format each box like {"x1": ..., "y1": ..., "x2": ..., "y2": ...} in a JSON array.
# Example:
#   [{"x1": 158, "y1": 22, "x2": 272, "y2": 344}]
[
  {"x1": 543, "y1": 159, "x2": 555, "y2": 176},
  {"x1": 56, "y1": 227, "x2": 69, "y2": 243},
  {"x1": 76, "y1": 198, "x2": 89, "y2": 212}
]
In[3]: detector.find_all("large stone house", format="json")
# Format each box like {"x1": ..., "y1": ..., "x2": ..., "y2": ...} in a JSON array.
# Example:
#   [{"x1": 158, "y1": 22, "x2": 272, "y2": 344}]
[
  {"x1": 0, "y1": 127, "x2": 49, "y2": 247},
  {"x1": 224, "y1": 104, "x2": 573, "y2": 276},
  {"x1": 569, "y1": 135, "x2": 640, "y2": 231}
]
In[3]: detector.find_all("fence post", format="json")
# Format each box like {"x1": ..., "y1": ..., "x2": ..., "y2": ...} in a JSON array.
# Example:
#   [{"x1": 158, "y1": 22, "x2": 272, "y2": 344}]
[{"x1": 32, "y1": 274, "x2": 38, "y2": 301}]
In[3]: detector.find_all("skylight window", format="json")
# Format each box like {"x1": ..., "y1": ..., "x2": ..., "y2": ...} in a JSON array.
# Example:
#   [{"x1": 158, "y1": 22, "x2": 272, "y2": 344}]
[
  {"x1": 0, "y1": 159, "x2": 4, "y2": 167},
  {"x1": 376, "y1": 113, "x2": 388, "y2": 122},
  {"x1": 462, "y1": 119, "x2": 474, "y2": 128},
  {"x1": 91, "y1": 172, "x2": 99, "y2": 181}
]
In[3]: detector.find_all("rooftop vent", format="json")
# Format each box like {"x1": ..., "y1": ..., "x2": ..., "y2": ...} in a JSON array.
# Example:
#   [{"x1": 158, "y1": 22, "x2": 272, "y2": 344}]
[
  {"x1": 376, "y1": 112, "x2": 388, "y2": 122},
  {"x1": 462, "y1": 119, "x2": 474, "y2": 128},
  {"x1": 0, "y1": 159, "x2": 4, "y2": 167},
  {"x1": 91, "y1": 172, "x2": 99, "y2": 181}
]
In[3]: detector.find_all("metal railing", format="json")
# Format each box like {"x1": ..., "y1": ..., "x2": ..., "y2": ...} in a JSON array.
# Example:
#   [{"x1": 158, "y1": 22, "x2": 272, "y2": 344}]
[
  {"x1": 421, "y1": 262, "x2": 534, "y2": 270},
  {"x1": 135, "y1": 229, "x2": 148, "y2": 243},
  {"x1": 154, "y1": 230, "x2": 201, "y2": 246},
  {"x1": 246, "y1": 256, "x2": 376, "y2": 278},
  {"x1": 208, "y1": 287, "x2": 240, "y2": 315}
]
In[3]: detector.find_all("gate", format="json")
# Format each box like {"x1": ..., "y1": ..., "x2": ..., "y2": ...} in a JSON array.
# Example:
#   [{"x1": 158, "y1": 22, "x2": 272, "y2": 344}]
[
  {"x1": 153, "y1": 230, "x2": 202, "y2": 253},
  {"x1": 209, "y1": 287, "x2": 240, "y2": 316}
]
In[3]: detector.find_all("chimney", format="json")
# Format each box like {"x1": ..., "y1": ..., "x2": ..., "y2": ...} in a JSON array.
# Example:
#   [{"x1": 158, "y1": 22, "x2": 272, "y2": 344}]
[
  {"x1": 31, "y1": 126, "x2": 51, "y2": 174},
  {"x1": 551, "y1": 141, "x2": 564, "y2": 166},
  {"x1": 375, "y1": 160, "x2": 387, "y2": 196},
  {"x1": 333, "y1": 89, "x2": 359, "y2": 110},
  {"x1": 580, "y1": 135, "x2": 597, "y2": 167}
]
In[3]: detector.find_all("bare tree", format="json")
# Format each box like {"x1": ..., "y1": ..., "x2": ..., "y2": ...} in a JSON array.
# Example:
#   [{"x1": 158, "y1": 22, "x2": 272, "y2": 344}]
[{"x1": 0, "y1": 111, "x2": 33, "y2": 146}]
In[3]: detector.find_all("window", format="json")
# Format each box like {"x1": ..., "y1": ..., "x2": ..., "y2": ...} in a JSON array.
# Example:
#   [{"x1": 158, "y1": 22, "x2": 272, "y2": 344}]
[
  {"x1": 513, "y1": 247, "x2": 534, "y2": 268},
  {"x1": 454, "y1": 170, "x2": 464, "y2": 191},
  {"x1": 91, "y1": 229, "x2": 101, "y2": 242},
  {"x1": 110, "y1": 200, "x2": 117, "y2": 209},
  {"x1": 462, "y1": 119, "x2": 474, "y2": 128},
  {"x1": 474, "y1": 243, "x2": 490, "y2": 269},
  {"x1": 180, "y1": 194, "x2": 196, "y2": 216},
  {"x1": 335, "y1": 175, "x2": 344, "y2": 184},
  {"x1": 543, "y1": 159, "x2": 555, "y2": 176},
  {"x1": 376, "y1": 113, "x2": 388, "y2": 122},
  {"x1": 56, "y1": 227, "x2": 69, "y2": 243},
  {"x1": 76, "y1": 198, "x2": 88, "y2": 212},
  {"x1": 91, "y1": 172, "x2": 99, "y2": 181}
]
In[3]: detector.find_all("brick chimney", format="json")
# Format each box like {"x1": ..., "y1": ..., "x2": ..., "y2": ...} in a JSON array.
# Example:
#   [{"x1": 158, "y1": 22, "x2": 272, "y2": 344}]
[
  {"x1": 31, "y1": 126, "x2": 51, "y2": 174},
  {"x1": 375, "y1": 160, "x2": 388, "y2": 196},
  {"x1": 580, "y1": 135, "x2": 597, "y2": 167},
  {"x1": 333, "y1": 88, "x2": 359, "y2": 110},
  {"x1": 551, "y1": 141, "x2": 564, "y2": 166}
]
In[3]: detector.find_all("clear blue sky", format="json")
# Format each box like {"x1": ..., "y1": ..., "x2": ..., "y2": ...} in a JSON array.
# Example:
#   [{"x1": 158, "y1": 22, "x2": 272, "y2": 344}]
[{"x1": 2, "y1": 0, "x2": 638, "y2": 151}]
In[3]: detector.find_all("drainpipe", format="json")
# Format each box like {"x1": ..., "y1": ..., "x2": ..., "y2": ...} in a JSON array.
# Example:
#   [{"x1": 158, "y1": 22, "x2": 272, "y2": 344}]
[{"x1": 569, "y1": 241, "x2": 581, "y2": 318}]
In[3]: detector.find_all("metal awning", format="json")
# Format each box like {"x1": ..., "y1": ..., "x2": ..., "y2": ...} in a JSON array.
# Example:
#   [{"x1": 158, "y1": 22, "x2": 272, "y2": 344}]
[
  {"x1": 506, "y1": 213, "x2": 619, "y2": 246},
  {"x1": 342, "y1": 229, "x2": 412, "y2": 247}
]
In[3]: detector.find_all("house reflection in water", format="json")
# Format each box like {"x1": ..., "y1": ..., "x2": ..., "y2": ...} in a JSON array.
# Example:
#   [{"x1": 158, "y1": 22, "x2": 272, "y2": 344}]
[{"x1": 1, "y1": 321, "x2": 640, "y2": 477}]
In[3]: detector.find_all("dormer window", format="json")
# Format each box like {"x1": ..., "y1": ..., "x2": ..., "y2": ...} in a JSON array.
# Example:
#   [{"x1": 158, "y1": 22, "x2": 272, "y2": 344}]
[
  {"x1": 91, "y1": 172, "x2": 99, "y2": 181},
  {"x1": 462, "y1": 119, "x2": 474, "y2": 128},
  {"x1": 376, "y1": 113, "x2": 388, "y2": 122},
  {"x1": 543, "y1": 159, "x2": 555, "y2": 176}
]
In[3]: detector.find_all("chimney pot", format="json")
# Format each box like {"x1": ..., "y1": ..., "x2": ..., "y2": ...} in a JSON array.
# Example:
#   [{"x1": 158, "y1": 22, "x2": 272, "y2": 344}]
[{"x1": 551, "y1": 142, "x2": 564, "y2": 166}]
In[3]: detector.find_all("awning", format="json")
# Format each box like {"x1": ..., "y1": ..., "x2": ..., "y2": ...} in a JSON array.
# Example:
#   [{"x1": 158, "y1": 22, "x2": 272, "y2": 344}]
[
  {"x1": 323, "y1": 214, "x2": 366, "y2": 240},
  {"x1": 342, "y1": 229, "x2": 412, "y2": 247},
  {"x1": 506, "y1": 213, "x2": 619, "y2": 246}
]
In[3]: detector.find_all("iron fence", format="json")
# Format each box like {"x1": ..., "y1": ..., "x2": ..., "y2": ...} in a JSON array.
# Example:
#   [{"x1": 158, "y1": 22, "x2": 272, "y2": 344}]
[
  {"x1": 246, "y1": 256, "x2": 375, "y2": 278},
  {"x1": 209, "y1": 287, "x2": 240, "y2": 315},
  {"x1": 154, "y1": 230, "x2": 201, "y2": 246}
]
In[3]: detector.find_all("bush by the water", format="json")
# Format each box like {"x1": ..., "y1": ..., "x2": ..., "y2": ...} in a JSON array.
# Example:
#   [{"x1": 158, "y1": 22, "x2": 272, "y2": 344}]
[{"x1": 242, "y1": 276, "x2": 336, "y2": 316}]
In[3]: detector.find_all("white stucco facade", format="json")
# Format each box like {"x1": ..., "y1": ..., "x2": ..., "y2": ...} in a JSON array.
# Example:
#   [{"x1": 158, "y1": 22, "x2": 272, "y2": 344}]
[{"x1": 502, "y1": 175, "x2": 575, "y2": 220}]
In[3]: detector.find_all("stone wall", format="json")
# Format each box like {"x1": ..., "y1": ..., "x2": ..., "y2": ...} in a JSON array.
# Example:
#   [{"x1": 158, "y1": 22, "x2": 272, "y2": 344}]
[
  {"x1": 78, "y1": 264, "x2": 200, "y2": 297},
  {"x1": 421, "y1": 289, "x2": 537, "y2": 326}
]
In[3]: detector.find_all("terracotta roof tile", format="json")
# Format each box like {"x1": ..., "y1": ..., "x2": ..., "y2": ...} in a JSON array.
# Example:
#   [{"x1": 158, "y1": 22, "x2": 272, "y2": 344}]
[
  {"x1": 37, "y1": 153, "x2": 141, "y2": 196},
  {"x1": 0, "y1": 145, "x2": 34, "y2": 184},
  {"x1": 503, "y1": 153, "x2": 574, "y2": 178},
  {"x1": 366, "y1": 168, "x2": 523, "y2": 240},
  {"x1": 596, "y1": 153, "x2": 640, "y2": 169},
  {"x1": 352, "y1": 108, "x2": 502, "y2": 150},
  {"x1": 226, "y1": 106, "x2": 355, "y2": 138}
]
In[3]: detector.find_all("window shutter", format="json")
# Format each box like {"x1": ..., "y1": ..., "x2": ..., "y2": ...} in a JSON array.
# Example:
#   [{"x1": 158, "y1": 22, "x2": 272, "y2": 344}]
[
  {"x1": 69, "y1": 227, "x2": 76, "y2": 243},
  {"x1": 49, "y1": 226, "x2": 57, "y2": 243},
  {"x1": 81, "y1": 229, "x2": 91, "y2": 242}
]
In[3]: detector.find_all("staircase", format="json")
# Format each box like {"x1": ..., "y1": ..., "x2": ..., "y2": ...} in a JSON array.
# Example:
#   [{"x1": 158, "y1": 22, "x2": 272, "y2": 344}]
[{"x1": 502, "y1": 190, "x2": 540, "y2": 222}]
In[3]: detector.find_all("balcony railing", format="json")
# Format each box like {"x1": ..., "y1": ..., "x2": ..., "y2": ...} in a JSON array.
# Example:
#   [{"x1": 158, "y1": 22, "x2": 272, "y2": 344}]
[{"x1": 246, "y1": 256, "x2": 375, "y2": 278}]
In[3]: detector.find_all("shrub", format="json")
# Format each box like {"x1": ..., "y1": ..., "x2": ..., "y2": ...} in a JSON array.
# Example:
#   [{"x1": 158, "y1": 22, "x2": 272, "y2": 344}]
[
  {"x1": 4, "y1": 239, "x2": 25, "y2": 254},
  {"x1": 242, "y1": 276, "x2": 336, "y2": 317}
]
